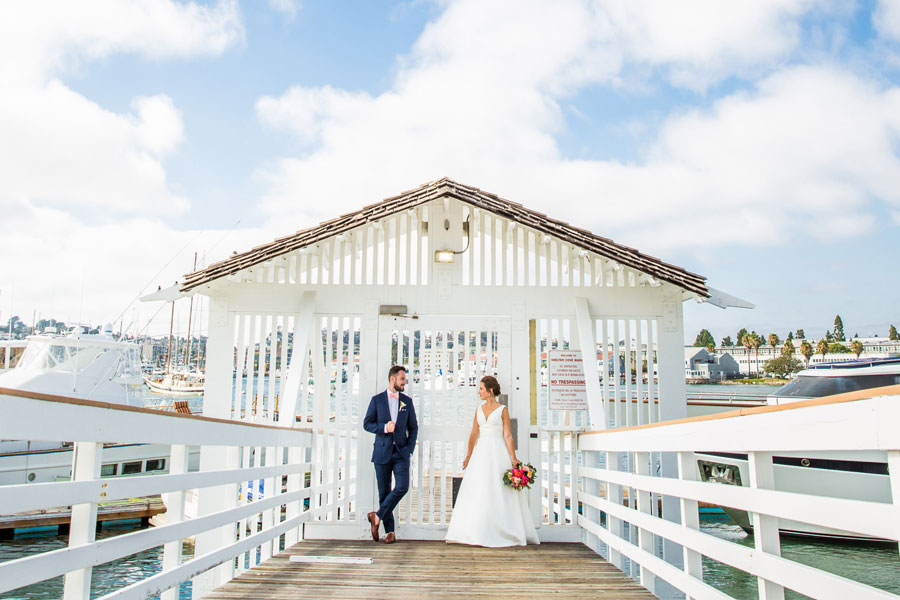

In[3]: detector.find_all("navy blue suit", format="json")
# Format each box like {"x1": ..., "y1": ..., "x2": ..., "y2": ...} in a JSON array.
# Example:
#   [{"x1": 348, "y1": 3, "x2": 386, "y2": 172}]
[{"x1": 363, "y1": 390, "x2": 418, "y2": 533}]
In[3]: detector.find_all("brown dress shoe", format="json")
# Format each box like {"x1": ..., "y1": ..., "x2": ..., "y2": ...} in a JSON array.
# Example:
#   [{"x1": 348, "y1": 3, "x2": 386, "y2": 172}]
[
  {"x1": 367, "y1": 512, "x2": 380, "y2": 542},
  {"x1": 383, "y1": 532, "x2": 396, "y2": 544}
]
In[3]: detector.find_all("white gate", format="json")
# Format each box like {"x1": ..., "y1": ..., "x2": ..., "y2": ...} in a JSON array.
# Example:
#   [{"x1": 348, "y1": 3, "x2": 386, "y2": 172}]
[{"x1": 377, "y1": 315, "x2": 510, "y2": 539}]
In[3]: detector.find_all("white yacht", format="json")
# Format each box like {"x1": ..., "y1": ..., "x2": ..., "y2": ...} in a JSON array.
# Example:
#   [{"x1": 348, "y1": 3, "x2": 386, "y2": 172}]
[
  {"x1": 697, "y1": 357, "x2": 900, "y2": 543},
  {"x1": 0, "y1": 330, "x2": 199, "y2": 486}
]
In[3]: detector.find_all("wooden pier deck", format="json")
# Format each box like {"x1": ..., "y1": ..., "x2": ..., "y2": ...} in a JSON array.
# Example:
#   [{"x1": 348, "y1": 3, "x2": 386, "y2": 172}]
[
  {"x1": 0, "y1": 498, "x2": 165, "y2": 539},
  {"x1": 206, "y1": 539, "x2": 655, "y2": 599}
]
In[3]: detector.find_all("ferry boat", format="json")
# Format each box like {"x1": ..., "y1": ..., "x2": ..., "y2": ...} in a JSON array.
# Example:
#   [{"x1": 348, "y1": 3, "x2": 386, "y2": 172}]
[
  {"x1": 0, "y1": 331, "x2": 199, "y2": 486},
  {"x1": 697, "y1": 357, "x2": 900, "y2": 542}
]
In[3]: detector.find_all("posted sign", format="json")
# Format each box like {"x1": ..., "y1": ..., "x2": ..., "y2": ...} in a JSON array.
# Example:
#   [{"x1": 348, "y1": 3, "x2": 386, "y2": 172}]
[{"x1": 548, "y1": 350, "x2": 588, "y2": 411}]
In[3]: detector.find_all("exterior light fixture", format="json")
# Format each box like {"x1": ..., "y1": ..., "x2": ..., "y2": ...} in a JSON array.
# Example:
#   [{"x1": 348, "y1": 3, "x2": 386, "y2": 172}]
[{"x1": 434, "y1": 250, "x2": 455, "y2": 263}]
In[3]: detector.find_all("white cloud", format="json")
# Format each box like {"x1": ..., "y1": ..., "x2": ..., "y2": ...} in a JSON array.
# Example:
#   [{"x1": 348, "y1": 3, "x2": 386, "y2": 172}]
[
  {"x1": 268, "y1": 0, "x2": 301, "y2": 19},
  {"x1": 0, "y1": 1, "x2": 245, "y2": 330},
  {"x1": 0, "y1": 85, "x2": 188, "y2": 215},
  {"x1": 875, "y1": 0, "x2": 900, "y2": 40},
  {"x1": 0, "y1": 197, "x2": 269, "y2": 335},
  {"x1": 254, "y1": 0, "x2": 900, "y2": 257},
  {"x1": 0, "y1": 0, "x2": 244, "y2": 87}
]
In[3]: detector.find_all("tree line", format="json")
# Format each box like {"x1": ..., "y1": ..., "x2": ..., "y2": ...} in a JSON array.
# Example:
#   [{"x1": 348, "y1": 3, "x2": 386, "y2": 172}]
[{"x1": 692, "y1": 315, "x2": 899, "y2": 379}]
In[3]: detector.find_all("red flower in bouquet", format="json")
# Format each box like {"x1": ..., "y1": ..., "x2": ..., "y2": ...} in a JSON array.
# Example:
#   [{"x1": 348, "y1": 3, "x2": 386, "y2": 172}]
[{"x1": 503, "y1": 463, "x2": 537, "y2": 490}]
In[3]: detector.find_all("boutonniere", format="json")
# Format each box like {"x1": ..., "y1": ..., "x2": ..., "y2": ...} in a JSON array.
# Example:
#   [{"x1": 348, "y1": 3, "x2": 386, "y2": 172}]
[{"x1": 400, "y1": 401, "x2": 407, "y2": 409}]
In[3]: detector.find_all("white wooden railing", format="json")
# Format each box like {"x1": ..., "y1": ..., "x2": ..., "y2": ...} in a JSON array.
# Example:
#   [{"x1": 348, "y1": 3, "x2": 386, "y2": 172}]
[
  {"x1": 0, "y1": 387, "x2": 324, "y2": 600},
  {"x1": 577, "y1": 386, "x2": 900, "y2": 600}
]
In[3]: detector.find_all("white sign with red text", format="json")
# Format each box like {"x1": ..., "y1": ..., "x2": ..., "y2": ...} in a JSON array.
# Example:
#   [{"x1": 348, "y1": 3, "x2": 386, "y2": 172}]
[{"x1": 548, "y1": 350, "x2": 588, "y2": 411}]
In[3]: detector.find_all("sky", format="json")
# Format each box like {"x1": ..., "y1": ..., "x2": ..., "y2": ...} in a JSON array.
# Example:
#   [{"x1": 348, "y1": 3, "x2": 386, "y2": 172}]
[{"x1": 1, "y1": 0, "x2": 899, "y2": 343}]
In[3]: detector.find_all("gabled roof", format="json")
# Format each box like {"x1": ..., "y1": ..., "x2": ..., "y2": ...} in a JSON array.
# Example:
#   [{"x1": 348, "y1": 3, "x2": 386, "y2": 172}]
[{"x1": 181, "y1": 177, "x2": 708, "y2": 296}]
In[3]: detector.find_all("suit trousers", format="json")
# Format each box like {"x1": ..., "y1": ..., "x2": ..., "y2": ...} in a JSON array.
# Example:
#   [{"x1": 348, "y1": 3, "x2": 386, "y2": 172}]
[{"x1": 374, "y1": 447, "x2": 410, "y2": 533}]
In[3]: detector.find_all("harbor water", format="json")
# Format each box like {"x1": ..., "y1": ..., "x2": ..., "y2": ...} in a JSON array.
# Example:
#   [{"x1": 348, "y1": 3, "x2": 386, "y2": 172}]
[
  {"x1": 0, "y1": 521, "x2": 193, "y2": 600},
  {"x1": 701, "y1": 511, "x2": 900, "y2": 598}
]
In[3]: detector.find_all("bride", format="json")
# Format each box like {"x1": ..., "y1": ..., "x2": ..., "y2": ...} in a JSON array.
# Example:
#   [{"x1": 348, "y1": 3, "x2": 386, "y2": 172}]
[{"x1": 445, "y1": 375, "x2": 539, "y2": 547}]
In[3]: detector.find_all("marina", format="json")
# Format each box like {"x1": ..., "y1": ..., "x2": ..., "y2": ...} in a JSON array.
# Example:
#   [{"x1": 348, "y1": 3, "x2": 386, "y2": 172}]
[{"x1": 1, "y1": 180, "x2": 899, "y2": 600}]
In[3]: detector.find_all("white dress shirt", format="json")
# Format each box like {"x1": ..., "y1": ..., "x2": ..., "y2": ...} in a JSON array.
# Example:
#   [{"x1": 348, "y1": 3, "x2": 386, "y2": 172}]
[{"x1": 385, "y1": 389, "x2": 399, "y2": 433}]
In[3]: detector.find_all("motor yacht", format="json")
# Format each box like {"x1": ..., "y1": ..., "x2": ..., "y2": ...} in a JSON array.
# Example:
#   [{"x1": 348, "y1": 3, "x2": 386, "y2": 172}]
[
  {"x1": 697, "y1": 357, "x2": 900, "y2": 542},
  {"x1": 0, "y1": 330, "x2": 199, "y2": 486}
]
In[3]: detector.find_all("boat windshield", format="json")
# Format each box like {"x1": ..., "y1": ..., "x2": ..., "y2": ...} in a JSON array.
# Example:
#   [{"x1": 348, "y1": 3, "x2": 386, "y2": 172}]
[{"x1": 778, "y1": 374, "x2": 900, "y2": 398}]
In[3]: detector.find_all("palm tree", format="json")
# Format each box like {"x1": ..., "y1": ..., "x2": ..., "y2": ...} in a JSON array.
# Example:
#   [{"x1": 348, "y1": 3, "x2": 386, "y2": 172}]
[
  {"x1": 768, "y1": 333, "x2": 779, "y2": 360},
  {"x1": 741, "y1": 333, "x2": 753, "y2": 377},
  {"x1": 800, "y1": 340, "x2": 813, "y2": 366},
  {"x1": 750, "y1": 332, "x2": 763, "y2": 377},
  {"x1": 816, "y1": 338, "x2": 828, "y2": 362},
  {"x1": 782, "y1": 338, "x2": 794, "y2": 357},
  {"x1": 850, "y1": 339, "x2": 863, "y2": 358}
]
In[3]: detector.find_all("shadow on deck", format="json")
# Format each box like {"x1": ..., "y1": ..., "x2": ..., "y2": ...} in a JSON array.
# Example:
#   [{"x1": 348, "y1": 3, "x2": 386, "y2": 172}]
[{"x1": 207, "y1": 539, "x2": 655, "y2": 599}]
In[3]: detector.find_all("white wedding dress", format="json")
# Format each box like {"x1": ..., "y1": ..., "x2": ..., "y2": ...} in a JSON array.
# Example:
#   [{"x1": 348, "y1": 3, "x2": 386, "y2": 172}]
[{"x1": 444, "y1": 403, "x2": 539, "y2": 547}]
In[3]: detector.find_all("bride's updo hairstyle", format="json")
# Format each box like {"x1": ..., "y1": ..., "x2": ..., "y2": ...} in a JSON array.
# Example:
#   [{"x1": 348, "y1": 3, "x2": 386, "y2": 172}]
[{"x1": 480, "y1": 375, "x2": 501, "y2": 398}]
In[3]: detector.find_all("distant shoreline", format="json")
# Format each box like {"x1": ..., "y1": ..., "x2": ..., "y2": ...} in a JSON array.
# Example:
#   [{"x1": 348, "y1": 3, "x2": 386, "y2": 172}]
[{"x1": 716, "y1": 379, "x2": 787, "y2": 386}]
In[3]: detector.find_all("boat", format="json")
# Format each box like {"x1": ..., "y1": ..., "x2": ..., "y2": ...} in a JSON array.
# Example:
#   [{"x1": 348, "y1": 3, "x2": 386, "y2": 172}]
[
  {"x1": 140, "y1": 256, "x2": 206, "y2": 396},
  {"x1": 696, "y1": 357, "x2": 900, "y2": 543},
  {"x1": 144, "y1": 371, "x2": 205, "y2": 396},
  {"x1": 0, "y1": 329, "x2": 200, "y2": 486},
  {"x1": 0, "y1": 340, "x2": 27, "y2": 374}
]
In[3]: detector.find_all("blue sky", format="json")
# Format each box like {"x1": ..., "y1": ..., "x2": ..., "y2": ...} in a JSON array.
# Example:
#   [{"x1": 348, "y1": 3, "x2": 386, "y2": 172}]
[{"x1": 1, "y1": 1, "x2": 899, "y2": 342}]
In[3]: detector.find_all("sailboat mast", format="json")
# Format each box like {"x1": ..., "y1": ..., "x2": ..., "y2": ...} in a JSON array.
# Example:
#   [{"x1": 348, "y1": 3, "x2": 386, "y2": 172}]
[
  {"x1": 185, "y1": 253, "x2": 197, "y2": 373},
  {"x1": 166, "y1": 301, "x2": 175, "y2": 375}
]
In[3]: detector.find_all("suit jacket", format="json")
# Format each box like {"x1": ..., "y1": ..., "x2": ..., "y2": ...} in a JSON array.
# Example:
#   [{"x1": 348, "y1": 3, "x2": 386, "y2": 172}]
[{"x1": 363, "y1": 390, "x2": 418, "y2": 464}]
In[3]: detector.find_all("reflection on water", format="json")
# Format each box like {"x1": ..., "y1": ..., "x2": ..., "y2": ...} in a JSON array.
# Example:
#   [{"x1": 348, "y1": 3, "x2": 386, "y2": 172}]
[
  {"x1": 0, "y1": 521, "x2": 193, "y2": 600},
  {"x1": 701, "y1": 512, "x2": 900, "y2": 599}
]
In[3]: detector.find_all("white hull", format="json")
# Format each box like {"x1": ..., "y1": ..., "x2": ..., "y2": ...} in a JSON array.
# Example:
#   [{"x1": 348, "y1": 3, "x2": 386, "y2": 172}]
[
  {"x1": 0, "y1": 443, "x2": 200, "y2": 486},
  {"x1": 144, "y1": 374, "x2": 204, "y2": 396}
]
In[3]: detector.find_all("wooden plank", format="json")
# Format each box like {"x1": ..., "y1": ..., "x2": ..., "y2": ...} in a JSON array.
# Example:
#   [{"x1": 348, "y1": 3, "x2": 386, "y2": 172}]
[{"x1": 206, "y1": 540, "x2": 654, "y2": 599}]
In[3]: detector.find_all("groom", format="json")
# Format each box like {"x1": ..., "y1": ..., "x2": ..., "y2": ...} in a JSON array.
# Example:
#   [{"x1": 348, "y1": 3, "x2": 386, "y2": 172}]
[{"x1": 363, "y1": 365, "x2": 418, "y2": 543}]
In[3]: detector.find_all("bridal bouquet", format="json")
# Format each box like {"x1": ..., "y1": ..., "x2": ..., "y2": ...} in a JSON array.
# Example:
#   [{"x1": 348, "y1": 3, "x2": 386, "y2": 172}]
[{"x1": 503, "y1": 463, "x2": 536, "y2": 490}]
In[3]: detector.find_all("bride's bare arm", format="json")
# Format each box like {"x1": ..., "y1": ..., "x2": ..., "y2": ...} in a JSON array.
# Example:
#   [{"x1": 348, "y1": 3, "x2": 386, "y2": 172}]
[
  {"x1": 502, "y1": 408, "x2": 519, "y2": 467},
  {"x1": 462, "y1": 411, "x2": 479, "y2": 468}
]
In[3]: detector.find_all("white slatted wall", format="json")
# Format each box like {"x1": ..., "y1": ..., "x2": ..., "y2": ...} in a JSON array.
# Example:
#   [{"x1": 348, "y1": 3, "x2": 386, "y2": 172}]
[
  {"x1": 227, "y1": 311, "x2": 360, "y2": 564},
  {"x1": 533, "y1": 316, "x2": 660, "y2": 528},
  {"x1": 230, "y1": 201, "x2": 654, "y2": 291},
  {"x1": 384, "y1": 323, "x2": 501, "y2": 528}
]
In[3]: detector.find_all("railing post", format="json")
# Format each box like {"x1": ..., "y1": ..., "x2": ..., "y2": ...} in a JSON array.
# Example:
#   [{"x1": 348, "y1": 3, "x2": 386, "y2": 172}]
[
  {"x1": 260, "y1": 445, "x2": 278, "y2": 561},
  {"x1": 605, "y1": 450, "x2": 624, "y2": 570},
  {"x1": 634, "y1": 451, "x2": 657, "y2": 595},
  {"x1": 677, "y1": 451, "x2": 703, "y2": 600},
  {"x1": 889, "y1": 450, "x2": 900, "y2": 559},
  {"x1": 748, "y1": 451, "x2": 785, "y2": 600},
  {"x1": 161, "y1": 444, "x2": 188, "y2": 600},
  {"x1": 62, "y1": 441, "x2": 103, "y2": 600},
  {"x1": 285, "y1": 445, "x2": 304, "y2": 546},
  {"x1": 580, "y1": 446, "x2": 601, "y2": 553}
]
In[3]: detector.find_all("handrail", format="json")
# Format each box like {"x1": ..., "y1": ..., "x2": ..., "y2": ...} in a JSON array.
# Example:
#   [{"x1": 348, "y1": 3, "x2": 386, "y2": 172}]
[
  {"x1": 0, "y1": 388, "x2": 325, "y2": 600},
  {"x1": 576, "y1": 387, "x2": 900, "y2": 600},
  {"x1": 0, "y1": 386, "x2": 312, "y2": 433},
  {"x1": 581, "y1": 383, "x2": 900, "y2": 436}
]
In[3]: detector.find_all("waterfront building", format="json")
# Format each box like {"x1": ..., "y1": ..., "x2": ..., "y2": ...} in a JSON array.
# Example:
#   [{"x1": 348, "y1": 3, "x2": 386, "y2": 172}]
[{"x1": 684, "y1": 348, "x2": 740, "y2": 382}]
